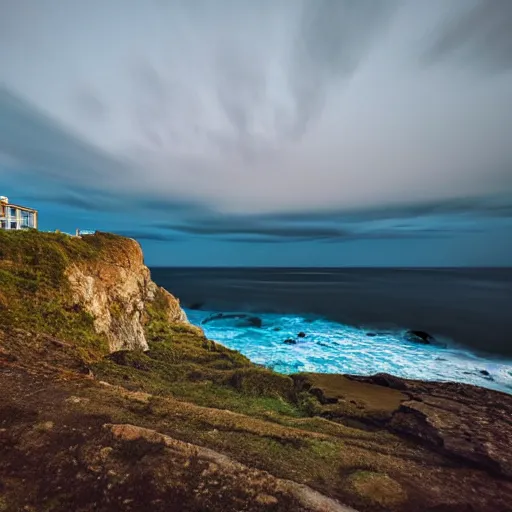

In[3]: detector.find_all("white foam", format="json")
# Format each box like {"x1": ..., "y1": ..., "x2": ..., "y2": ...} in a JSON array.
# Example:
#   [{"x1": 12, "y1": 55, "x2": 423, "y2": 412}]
[{"x1": 186, "y1": 309, "x2": 512, "y2": 394}]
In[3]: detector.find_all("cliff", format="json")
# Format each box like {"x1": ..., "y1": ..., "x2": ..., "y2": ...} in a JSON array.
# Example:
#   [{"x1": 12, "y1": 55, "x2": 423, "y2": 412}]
[
  {"x1": 65, "y1": 234, "x2": 187, "y2": 352},
  {"x1": 0, "y1": 231, "x2": 511, "y2": 512},
  {"x1": 0, "y1": 230, "x2": 188, "y2": 356}
]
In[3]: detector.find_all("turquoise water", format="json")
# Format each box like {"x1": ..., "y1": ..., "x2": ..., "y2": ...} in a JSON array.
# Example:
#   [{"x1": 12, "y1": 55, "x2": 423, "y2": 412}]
[{"x1": 186, "y1": 309, "x2": 512, "y2": 395}]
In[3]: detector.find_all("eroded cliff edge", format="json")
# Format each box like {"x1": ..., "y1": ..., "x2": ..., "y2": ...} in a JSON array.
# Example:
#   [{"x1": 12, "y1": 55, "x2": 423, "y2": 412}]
[
  {"x1": 1, "y1": 230, "x2": 511, "y2": 512},
  {"x1": 0, "y1": 230, "x2": 189, "y2": 356},
  {"x1": 65, "y1": 234, "x2": 187, "y2": 351}
]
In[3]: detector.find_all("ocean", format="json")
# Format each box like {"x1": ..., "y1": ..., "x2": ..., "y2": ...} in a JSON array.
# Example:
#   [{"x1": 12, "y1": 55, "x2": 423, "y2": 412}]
[{"x1": 151, "y1": 267, "x2": 512, "y2": 394}]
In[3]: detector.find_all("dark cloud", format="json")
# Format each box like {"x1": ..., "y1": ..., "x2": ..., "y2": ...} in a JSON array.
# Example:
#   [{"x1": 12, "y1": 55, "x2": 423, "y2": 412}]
[
  {"x1": 218, "y1": 235, "x2": 312, "y2": 244},
  {"x1": 424, "y1": 0, "x2": 512, "y2": 72},
  {"x1": 219, "y1": 231, "x2": 449, "y2": 245},
  {"x1": 16, "y1": 188, "x2": 125, "y2": 212},
  {"x1": 386, "y1": 196, "x2": 512, "y2": 219},
  {"x1": 0, "y1": 86, "x2": 130, "y2": 184},
  {"x1": 136, "y1": 197, "x2": 212, "y2": 216},
  {"x1": 265, "y1": 194, "x2": 512, "y2": 224},
  {"x1": 17, "y1": 185, "x2": 212, "y2": 218},
  {"x1": 156, "y1": 218, "x2": 348, "y2": 239},
  {"x1": 153, "y1": 206, "x2": 487, "y2": 244},
  {"x1": 146, "y1": 191, "x2": 510, "y2": 245}
]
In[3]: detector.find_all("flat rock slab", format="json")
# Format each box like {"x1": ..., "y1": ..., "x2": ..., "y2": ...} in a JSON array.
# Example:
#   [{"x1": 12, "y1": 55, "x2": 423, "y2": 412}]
[
  {"x1": 108, "y1": 423, "x2": 357, "y2": 512},
  {"x1": 305, "y1": 372, "x2": 512, "y2": 480},
  {"x1": 391, "y1": 395, "x2": 512, "y2": 478},
  {"x1": 299, "y1": 373, "x2": 407, "y2": 414}
]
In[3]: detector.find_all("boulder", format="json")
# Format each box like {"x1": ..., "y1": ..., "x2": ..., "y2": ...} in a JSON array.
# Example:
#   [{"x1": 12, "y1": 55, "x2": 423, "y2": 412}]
[
  {"x1": 404, "y1": 330, "x2": 435, "y2": 345},
  {"x1": 202, "y1": 313, "x2": 262, "y2": 328},
  {"x1": 298, "y1": 332, "x2": 306, "y2": 338},
  {"x1": 284, "y1": 339, "x2": 297, "y2": 345},
  {"x1": 479, "y1": 370, "x2": 494, "y2": 381}
]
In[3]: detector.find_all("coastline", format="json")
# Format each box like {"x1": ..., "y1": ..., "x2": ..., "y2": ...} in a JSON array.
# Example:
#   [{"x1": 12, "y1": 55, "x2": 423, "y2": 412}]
[
  {"x1": 1, "y1": 231, "x2": 511, "y2": 511},
  {"x1": 186, "y1": 308, "x2": 512, "y2": 395},
  {"x1": 151, "y1": 266, "x2": 512, "y2": 358}
]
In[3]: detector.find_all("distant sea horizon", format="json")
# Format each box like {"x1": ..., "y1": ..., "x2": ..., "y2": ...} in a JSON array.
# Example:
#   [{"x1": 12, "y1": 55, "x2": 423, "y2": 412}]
[
  {"x1": 151, "y1": 266, "x2": 512, "y2": 359},
  {"x1": 150, "y1": 266, "x2": 512, "y2": 269}
]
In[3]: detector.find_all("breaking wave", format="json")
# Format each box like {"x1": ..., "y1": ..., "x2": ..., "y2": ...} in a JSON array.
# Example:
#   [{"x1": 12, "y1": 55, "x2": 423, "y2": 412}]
[{"x1": 186, "y1": 309, "x2": 512, "y2": 395}]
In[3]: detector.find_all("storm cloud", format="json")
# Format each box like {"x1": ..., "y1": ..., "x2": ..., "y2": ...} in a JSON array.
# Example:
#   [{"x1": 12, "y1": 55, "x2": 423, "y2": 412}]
[
  {"x1": 424, "y1": 0, "x2": 512, "y2": 72},
  {"x1": 0, "y1": 0, "x2": 511, "y2": 265}
]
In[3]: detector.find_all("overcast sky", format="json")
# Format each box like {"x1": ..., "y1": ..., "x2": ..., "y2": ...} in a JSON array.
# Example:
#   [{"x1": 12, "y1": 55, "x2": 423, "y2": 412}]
[{"x1": 1, "y1": 0, "x2": 511, "y2": 266}]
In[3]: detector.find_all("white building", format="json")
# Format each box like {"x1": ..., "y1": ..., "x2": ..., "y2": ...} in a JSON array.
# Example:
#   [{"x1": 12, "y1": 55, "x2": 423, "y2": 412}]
[{"x1": 0, "y1": 196, "x2": 38, "y2": 230}]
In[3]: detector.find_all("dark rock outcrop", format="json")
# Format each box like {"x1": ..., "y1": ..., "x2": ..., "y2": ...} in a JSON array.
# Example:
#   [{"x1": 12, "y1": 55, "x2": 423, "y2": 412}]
[
  {"x1": 301, "y1": 372, "x2": 512, "y2": 481},
  {"x1": 202, "y1": 313, "x2": 263, "y2": 328},
  {"x1": 360, "y1": 373, "x2": 409, "y2": 391},
  {"x1": 404, "y1": 330, "x2": 436, "y2": 345}
]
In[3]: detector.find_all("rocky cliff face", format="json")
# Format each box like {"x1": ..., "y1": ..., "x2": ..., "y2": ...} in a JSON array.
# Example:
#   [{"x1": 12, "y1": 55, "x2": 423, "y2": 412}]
[
  {"x1": 66, "y1": 236, "x2": 188, "y2": 352},
  {"x1": 1, "y1": 230, "x2": 511, "y2": 512}
]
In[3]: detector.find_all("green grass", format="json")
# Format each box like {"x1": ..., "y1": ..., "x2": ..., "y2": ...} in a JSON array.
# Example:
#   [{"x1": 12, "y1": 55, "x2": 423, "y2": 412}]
[
  {"x1": 0, "y1": 230, "x2": 121, "y2": 360},
  {"x1": 0, "y1": 229, "x2": 319, "y2": 421},
  {"x1": 92, "y1": 334, "x2": 309, "y2": 420}
]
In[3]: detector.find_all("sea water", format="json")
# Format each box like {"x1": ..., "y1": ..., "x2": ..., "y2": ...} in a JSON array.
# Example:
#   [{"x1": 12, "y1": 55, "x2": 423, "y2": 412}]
[
  {"x1": 186, "y1": 309, "x2": 512, "y2": 394},
  {"x1": 151, "y1": 267, "x2": 512, "y2": 395}
]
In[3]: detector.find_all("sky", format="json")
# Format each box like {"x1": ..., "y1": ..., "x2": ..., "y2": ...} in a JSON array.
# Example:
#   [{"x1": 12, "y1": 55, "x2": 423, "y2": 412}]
[{"x1": 0, "y1": 0, "x2": 511, "y2": 266}]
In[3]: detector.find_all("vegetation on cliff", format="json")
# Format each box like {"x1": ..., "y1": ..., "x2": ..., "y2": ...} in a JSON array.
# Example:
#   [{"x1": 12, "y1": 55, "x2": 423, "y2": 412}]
[
  {"x1": 0, "y1": 230, "x2": 117, "y2": 360},
  {"x1": 1, "y1": 231, "x2": 511, "y2": 511}
]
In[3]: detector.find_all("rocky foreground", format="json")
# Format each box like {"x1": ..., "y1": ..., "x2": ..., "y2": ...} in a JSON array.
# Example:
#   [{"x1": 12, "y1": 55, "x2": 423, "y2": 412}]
[{"x1": 0, "y1": 231, "x2": 511, "y2": 511}]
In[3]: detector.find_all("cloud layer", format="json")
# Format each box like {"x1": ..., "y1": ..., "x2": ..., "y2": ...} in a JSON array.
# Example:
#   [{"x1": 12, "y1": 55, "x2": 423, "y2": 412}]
[{"x1": 0, "y1": 0, "x2": 511, "y2": 265}]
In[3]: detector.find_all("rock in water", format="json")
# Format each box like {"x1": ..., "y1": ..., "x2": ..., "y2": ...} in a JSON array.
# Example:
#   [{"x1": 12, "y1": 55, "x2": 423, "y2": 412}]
[
  {"x1": 298, "y1": 332, "x2": 306, "y2": 338},
  {"x1": 404, "y1": 330, "x2": 435, "y2": 345},
  {"x1": 284, "y1": 339, "x2": 297, "y2": 345},
  {"x1": 247, "y1": 316, "x2": 263, "y2": 328},
  {"x1": 202, "y1": 313, "x2": 262, "y2": 328}
]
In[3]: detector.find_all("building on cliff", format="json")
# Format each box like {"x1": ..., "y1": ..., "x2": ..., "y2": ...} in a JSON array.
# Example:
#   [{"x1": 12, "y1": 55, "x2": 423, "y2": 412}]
[{"x1": 0, "y1": 196, "x2": 38, "y2": 230}]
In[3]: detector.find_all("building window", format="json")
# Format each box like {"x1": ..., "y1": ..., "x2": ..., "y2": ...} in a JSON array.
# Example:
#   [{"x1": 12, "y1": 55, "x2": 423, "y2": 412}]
[
  {"x1": 10, "y1": 207, "x2": 17, "y2": 217},
  {"x1": 10, "y1": 221, "x2": 17, "y2": 229},
  {"x1": 0, "y1": 220, "x2": 5, "y2": 229},
  {"x1": 21, "y1": 211, "x2": 33, "y2": 228}
]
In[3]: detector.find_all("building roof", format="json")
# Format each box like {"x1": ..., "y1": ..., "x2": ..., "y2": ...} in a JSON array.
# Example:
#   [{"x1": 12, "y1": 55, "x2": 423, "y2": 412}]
[{"x1": 2, "y1": 203, "x2": 38, "y2": 213}]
